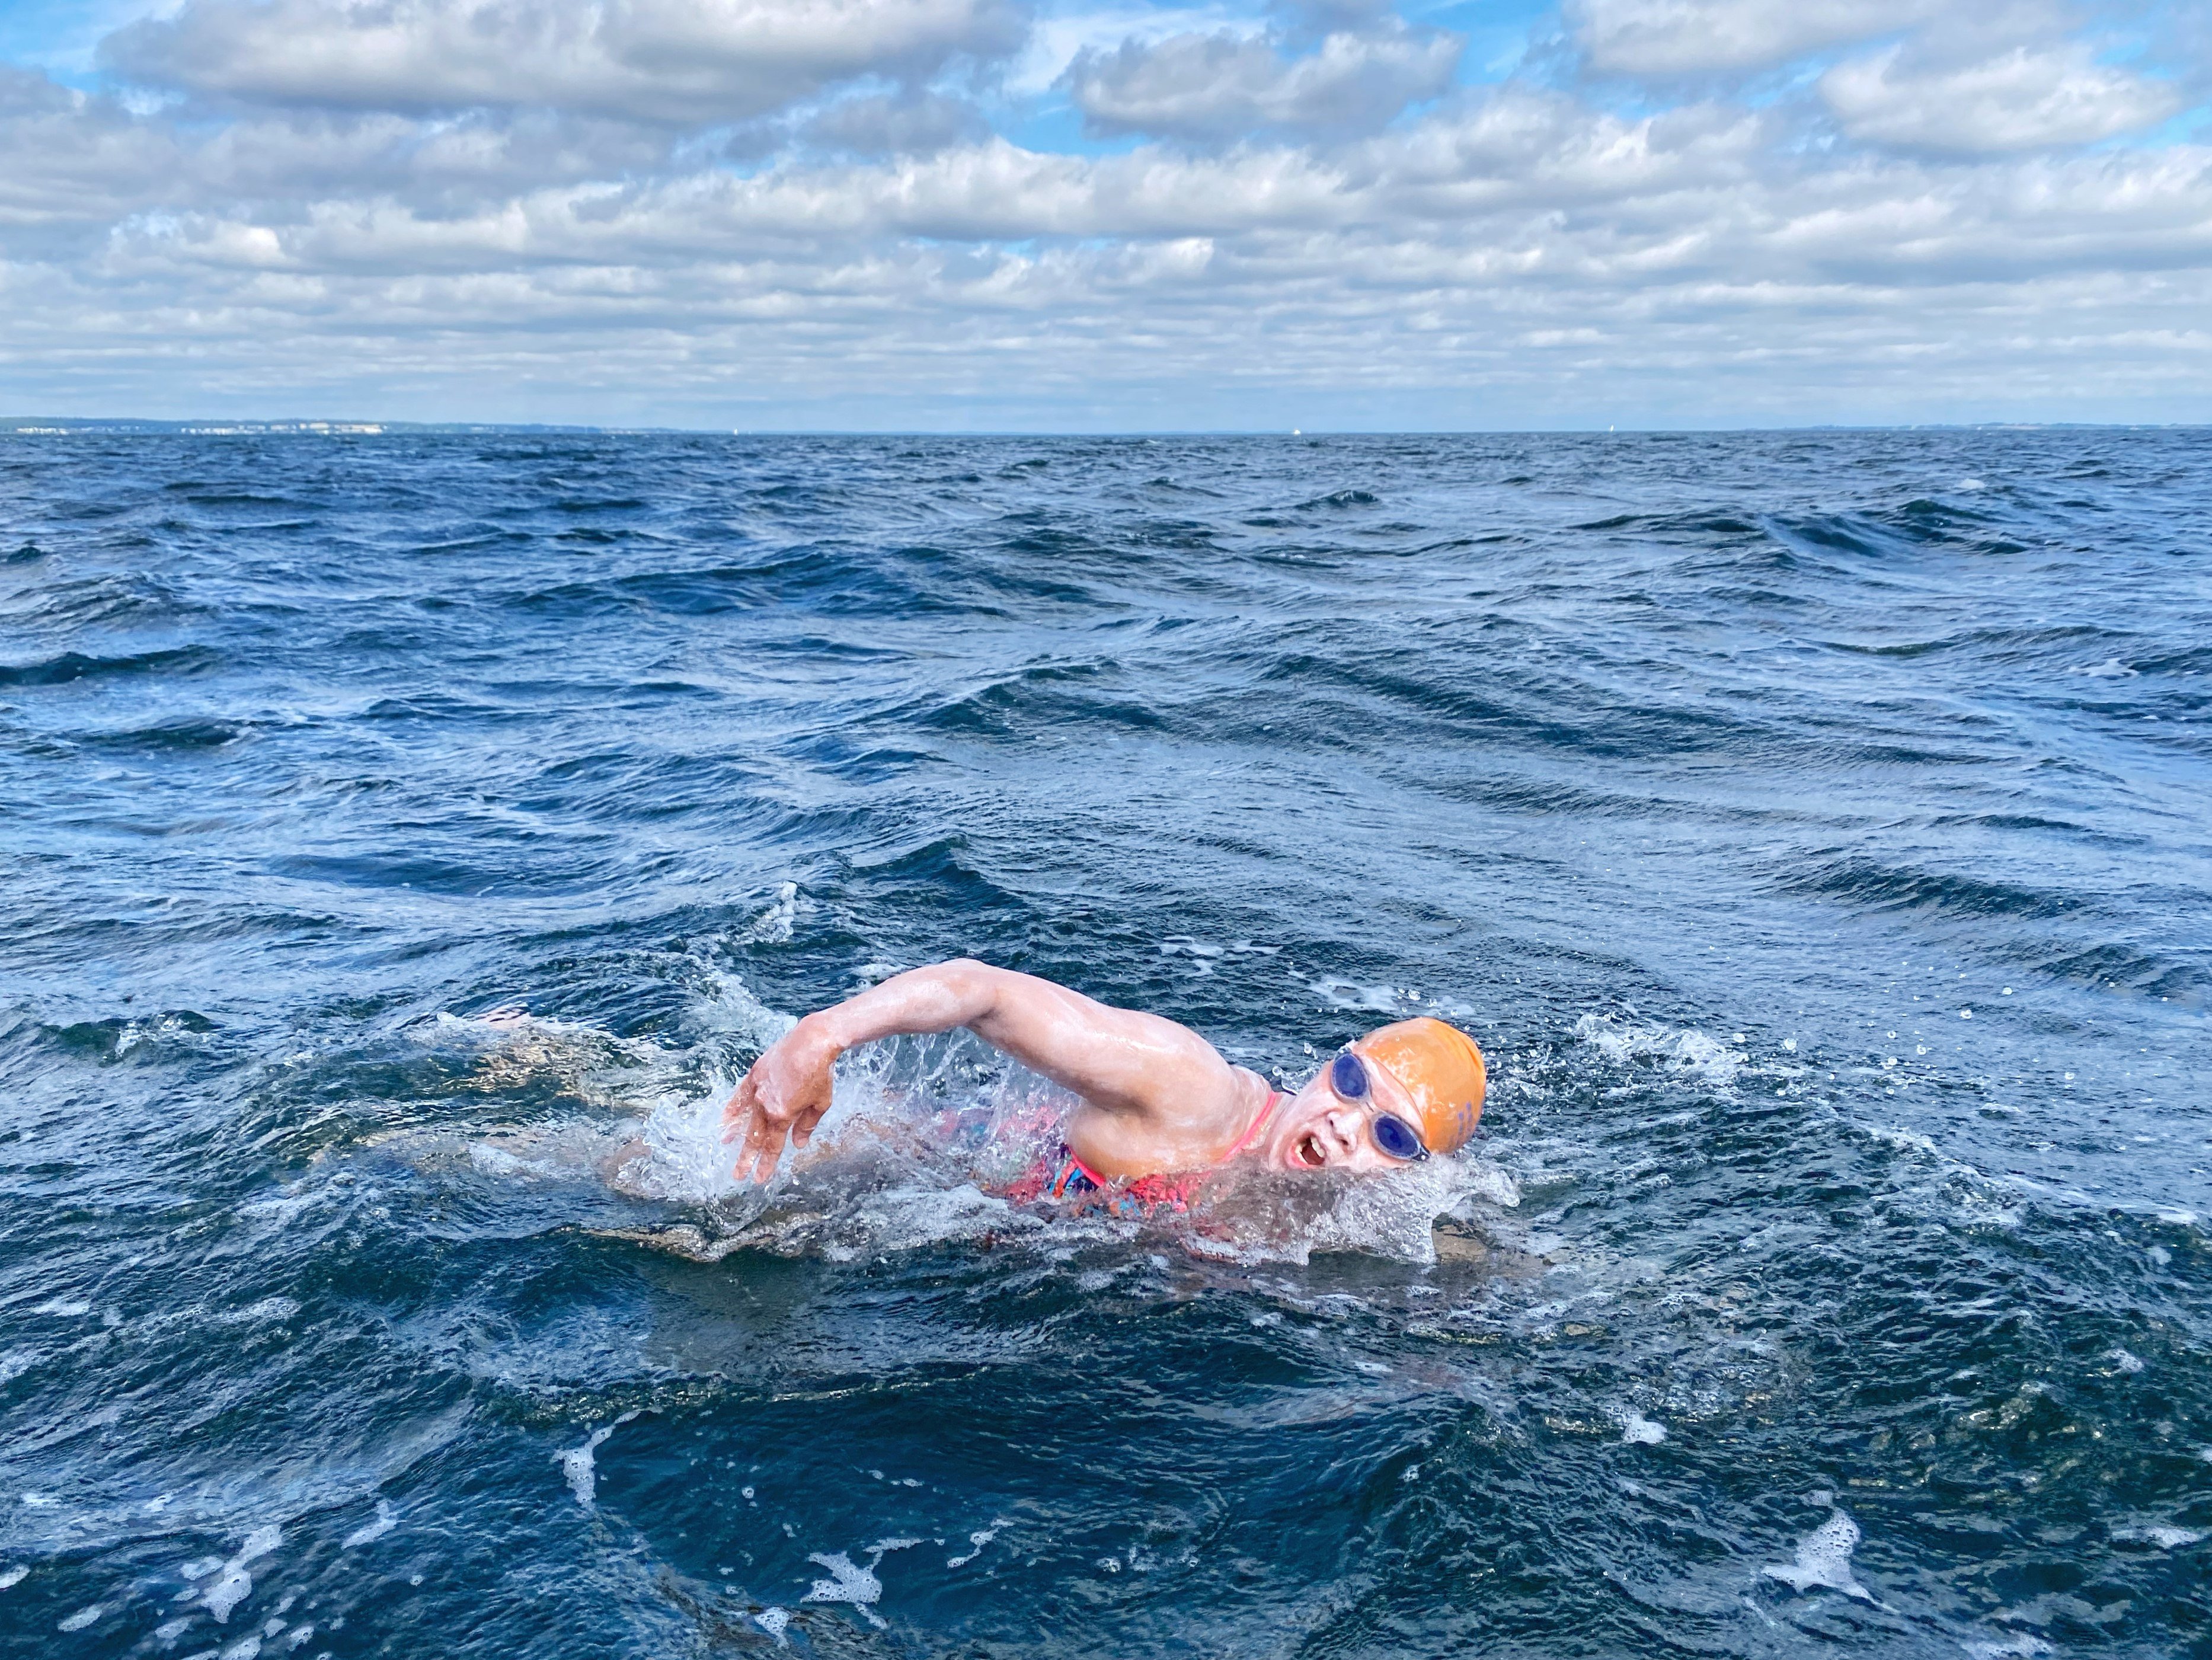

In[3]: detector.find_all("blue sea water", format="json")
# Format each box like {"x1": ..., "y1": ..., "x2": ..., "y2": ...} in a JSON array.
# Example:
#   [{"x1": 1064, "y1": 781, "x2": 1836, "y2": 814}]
[{"x1": 1, "y1": 429, "x2": 2208, "y2": 1659}]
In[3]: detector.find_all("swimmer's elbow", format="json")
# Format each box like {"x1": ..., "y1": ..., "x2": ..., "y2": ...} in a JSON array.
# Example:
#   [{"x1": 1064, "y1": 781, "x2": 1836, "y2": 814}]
[
  {"x1": 929, "y1": 957, "x2": 1006, "y2": 1020},
  {"x1": 934, "y1": 957, "x2": 994, "y2": 998}
]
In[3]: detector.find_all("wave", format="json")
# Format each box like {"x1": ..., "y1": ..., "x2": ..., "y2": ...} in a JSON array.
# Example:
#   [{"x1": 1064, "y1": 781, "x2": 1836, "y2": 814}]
[
  {"x1": 0, "y1": 644, "x2": 225, "y2": 687},
  {"x1": 1778, "y1": 854, "x2": 2082, "y2": 922}
]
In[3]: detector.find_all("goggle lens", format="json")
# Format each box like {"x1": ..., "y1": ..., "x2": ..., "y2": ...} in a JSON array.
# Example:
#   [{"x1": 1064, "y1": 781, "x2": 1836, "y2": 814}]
[
  {"x1": 1330, "y1": 1052, "x2": 1369, "y2": 1099},
  {"x1": 1373, "y1": 1112, "x2": 1426, "y2": 1162}
]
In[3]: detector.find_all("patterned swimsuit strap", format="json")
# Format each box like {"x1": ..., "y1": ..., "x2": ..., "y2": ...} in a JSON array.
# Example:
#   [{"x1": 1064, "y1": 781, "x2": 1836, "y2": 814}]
[
  {"x1": 1221, "y1": 1083, "x2": 1284, "y2": 1163},
  {"x1": 1050, "y1": 1084, "x2": 1281, "y2": 1199}
]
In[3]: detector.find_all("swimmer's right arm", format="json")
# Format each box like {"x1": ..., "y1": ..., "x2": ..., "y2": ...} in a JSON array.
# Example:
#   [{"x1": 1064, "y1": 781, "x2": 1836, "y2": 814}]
[{"x1": 722, "y1": 959, "x2": 1239, "y2": 1183}]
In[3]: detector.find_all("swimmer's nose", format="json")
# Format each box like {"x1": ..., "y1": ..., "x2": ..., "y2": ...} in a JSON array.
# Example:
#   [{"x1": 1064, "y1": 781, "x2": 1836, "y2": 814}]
[{"x1": 1322, "y1": 1109, "x2": 1363, "y2": 1158}]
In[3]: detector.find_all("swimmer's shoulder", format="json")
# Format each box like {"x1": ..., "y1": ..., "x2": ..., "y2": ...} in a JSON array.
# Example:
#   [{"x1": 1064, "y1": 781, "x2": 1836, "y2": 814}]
[{"x1": 1064, "y1": 1061, "x2": 1270, "y2": 1179}]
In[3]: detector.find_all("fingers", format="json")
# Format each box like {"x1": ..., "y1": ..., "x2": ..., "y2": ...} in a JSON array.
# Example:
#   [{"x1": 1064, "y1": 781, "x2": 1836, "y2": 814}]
[
  {"x1": 729, "y1": 1070, "x2": 806, "y2": 1185},
  {"x1": 719, "y1": 1072, "x2": 757, "y2": 1140},
  {"x1": 741, "y1": 1098, "x2": 801, "y2": 1183},
  {"x1": 789, "y1": 1100, "x2": 830, "y2": 1150},
  {"x1": 724, "y1": 1046, "x2": 836, "y2": 1184},
  {"x1": 723, "y1": 1068, "x2": 771, "y2": 1180},
  {"x1": 746, "y1": 1132, "x2": 787, "y2": 1185},
  {"x1": 734, "y1": 1103, "x2": 784, "y2": 1185}
]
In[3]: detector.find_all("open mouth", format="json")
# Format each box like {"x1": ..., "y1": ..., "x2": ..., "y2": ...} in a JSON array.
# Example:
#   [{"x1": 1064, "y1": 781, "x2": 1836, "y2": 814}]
[{"x1": 1292, "y1": 1131, "x2": 1328, "y2": 1169}]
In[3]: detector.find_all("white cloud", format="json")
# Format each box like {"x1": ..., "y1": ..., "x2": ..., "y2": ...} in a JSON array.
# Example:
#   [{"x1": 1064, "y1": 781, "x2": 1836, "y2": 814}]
[
  {"x1": 1823, "y1": 42, "x2": 2180, "y2": 153},
  {"x1": 0, "y1": 0, "x2": 2205, "y2": 425},
  {"x1": 1569, "y1": 0, "x2": 1940, "y2": 78},
  {"x1": 803, "y1": 90, "x2": 991, "y2": 155},
  {"x1": 1066, "y1": 17, "x2": 1460, "y2": 139},
  {"x1": 103, "y1": 0, "x2": 1027, "y2": 124}
]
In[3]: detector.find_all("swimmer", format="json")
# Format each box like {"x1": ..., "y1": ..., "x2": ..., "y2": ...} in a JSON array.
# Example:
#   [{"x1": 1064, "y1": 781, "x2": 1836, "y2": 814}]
[{"x1": 723, "y1": 959, "x2": 1485, "y2": 1200}]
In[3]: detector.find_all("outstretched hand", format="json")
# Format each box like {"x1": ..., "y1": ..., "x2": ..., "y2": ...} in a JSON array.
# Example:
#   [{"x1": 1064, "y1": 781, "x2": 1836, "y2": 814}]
[{"x1": 722, "y1": 1019, "x2": 837, "y2": 1184}]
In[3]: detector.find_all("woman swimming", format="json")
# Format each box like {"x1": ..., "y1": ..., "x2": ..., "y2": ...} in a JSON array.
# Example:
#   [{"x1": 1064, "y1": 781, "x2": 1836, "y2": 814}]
[{"x1": 723, "y1": 959, "x2": 1487, "y2": 1201}]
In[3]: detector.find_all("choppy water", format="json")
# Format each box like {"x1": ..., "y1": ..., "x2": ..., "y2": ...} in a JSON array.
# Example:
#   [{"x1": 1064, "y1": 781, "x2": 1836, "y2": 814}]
[{"x1": 2, "y1": 429, "x2": 2209, "y2": 1659}]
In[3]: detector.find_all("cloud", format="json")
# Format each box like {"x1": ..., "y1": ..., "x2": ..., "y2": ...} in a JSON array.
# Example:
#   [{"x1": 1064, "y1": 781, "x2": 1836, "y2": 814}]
[
  {"x1": 0, "y1": 0, "x2": 2206, "y2": 425},
  {"x1": 103, "y1": 0, "x2": 1028, "y2": 124},
  {"x1": 0, "y1": 67, "x2": 181, "y2": 248},
  {"x1": 1066, "y1": 17, "x2": 1461, "y2": 141},
  {"x1": 1823, "y1": 42, "x2": 2180, "y2": 153},
  {"x1": 1569, "y1": 0, "x2": 1939, "y2": 78},
  {"x1": 802, "y1": 90, "x2": 990, "y2": 157}
]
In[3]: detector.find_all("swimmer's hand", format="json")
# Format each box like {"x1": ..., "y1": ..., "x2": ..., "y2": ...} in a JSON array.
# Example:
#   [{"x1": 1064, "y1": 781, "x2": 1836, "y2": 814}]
[{"x1": 723, "y1": 1017, "x2": 838, "y2": 1185}]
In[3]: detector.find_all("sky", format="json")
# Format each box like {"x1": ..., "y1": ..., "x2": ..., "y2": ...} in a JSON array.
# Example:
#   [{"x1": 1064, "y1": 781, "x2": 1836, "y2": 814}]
[{"x1": 0, "y1": 0, "x2": 2207, "y2": 429}]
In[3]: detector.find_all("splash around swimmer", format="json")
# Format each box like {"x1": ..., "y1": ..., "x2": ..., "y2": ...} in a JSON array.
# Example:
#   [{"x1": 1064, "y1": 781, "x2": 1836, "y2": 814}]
[{"x1": 723, "y1": 959, "x2": 1487, "y2": 1190}]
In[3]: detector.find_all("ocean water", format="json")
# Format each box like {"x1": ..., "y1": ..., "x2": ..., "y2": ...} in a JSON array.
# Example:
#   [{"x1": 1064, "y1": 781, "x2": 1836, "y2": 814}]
[{"x1": 1, "y1": 429, "x2": 2208, "y2": 1659}]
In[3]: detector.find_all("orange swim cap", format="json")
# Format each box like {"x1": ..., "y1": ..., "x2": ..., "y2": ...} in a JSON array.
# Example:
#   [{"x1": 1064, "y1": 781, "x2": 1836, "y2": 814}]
[{"x1": 1354, "y1": 1016, "x2": 1488, "y2": 1155}]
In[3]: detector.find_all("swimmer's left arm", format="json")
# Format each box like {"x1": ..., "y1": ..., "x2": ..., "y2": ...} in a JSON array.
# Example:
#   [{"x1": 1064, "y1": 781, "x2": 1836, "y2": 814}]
[{"x1": 723, "y1": 959, "x2": 1240, "y2": 1182}]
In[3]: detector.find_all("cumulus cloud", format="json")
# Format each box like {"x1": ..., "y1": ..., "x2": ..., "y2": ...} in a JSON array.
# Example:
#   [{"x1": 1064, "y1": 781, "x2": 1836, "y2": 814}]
[
  {"x1": 103, "y1": 0, "x2": 1027, "y2": 124},
  {"x1": 1066, "y1": 15, "x2": 1461, "y2": 141},
  {"x1": 1823, "y1": 42, "x2": 2180, "y2": 153},
  {"x1": 803, "y1": 90, "x2": 990, "y2": 157},
  {"x1": 1568, "y1": 0, "x2": 1941, "y2": 78},
  {"x1": 0, "y1": 0, "x2": 2205, "y2": 425}
]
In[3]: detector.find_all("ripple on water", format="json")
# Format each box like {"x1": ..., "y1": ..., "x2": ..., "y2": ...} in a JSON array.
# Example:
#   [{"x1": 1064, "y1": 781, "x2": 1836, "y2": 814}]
[{"x1": 1, "y1": 429, "x2": 2207, "y2": 1658}]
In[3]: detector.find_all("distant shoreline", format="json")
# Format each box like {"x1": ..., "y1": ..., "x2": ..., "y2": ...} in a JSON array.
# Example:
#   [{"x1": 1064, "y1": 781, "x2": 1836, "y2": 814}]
[{"x1": 6, "y1": 419, "x2": 2205, "y2": 438}]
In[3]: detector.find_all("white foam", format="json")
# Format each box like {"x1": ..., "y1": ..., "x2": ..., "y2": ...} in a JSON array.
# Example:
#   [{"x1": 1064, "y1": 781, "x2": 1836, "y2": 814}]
[
  {"x1": 1309, "y1": 979, "x2": 1406, "y2": 1013},
  {"x1": 801, "y1": 1539, "x2": 918, "y2": 1630},
  {"x1": 1762, "y1": 1511, "x2": 1872, "y2": 1601},
  {"x1": 0, "y1": 1565, "x2": 25, "y2": 1590},
  {"x1": 1618, "y1": 1410, "x2": 1667, "y2": 1446},
  {"x1": 753, "y1": 1607, "x2": 790, "y2": 1645},
  {"x1": 203, "y1": 1569, "x2": 252, "y2": 1623},
  {"x1": 418, "y1": 1004, "x2": 672, "y2": 1111},
  {"x1": 203, "y1": 1527, "x2": 282, "y2": 1624},
  {"x1": 2107, "y1": 1349, "x2": 2144, "y2": 1374},
  {"x1": 1573, "y1": 1014, "x2": 1744, "y2": 1085},
  {"x1": 2114, "y1": 1524, "x2": 2203, "y2": 1549},
  {"x1": 1197, "y1": 1151, "x2": 1519, "y2": 1267},
  {"x1": 341, "y1": 1501, "x2": 397, "y2": 1549},
  {"x1": 688, "y1": 969, "x2": 801, "y2": 1052},
  {"x1": 32, "y1": 1300, "x2": 91, "y2": 1317},
  {"x1": 154, "y1": 1616, "x2": 193, "y2": 1640},
  {"x1": 556, "y1": 1412, "x2": 638, "y2": 1509},
  {"x1": 1963, "y1": 1637, "x2": 2051, "y2": 1659},
  {"x1": 58, "y1": 1604, "x2": 103, "y2": 1631},
  {"x1": 219, "y1": 1637, "x2": 261, "y2": 1660},
  {"x1": 609, "y1": 1088, "x2": 747, "y2": 1204},
  {"x1": 740, "y1": 883, "x2": 800, "y2": 945},
  {"x1": 214, "y1": 1299, "x2": 300, "y2": 1326}
]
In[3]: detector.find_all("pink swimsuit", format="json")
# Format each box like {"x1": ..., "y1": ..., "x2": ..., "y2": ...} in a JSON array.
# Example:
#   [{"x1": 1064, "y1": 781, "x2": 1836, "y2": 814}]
[{"x1": 1002, "y1": 1088, "x2": 1283, "y2": 1218}]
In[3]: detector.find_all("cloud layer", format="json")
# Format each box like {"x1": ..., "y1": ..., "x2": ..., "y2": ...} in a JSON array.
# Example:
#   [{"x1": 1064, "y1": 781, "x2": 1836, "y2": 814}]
[
  {"x1": 104, "y1": 0, "x2": 1025, "y2": 122},
  {"x1": 1, "y1": 0, "x2": 2205, "y2": 426}
]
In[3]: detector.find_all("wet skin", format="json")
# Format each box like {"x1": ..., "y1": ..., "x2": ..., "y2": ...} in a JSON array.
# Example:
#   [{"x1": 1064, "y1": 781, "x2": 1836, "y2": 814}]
[{"x1": 723, "y1": 958, "x2": 1418, "y2": 1184}]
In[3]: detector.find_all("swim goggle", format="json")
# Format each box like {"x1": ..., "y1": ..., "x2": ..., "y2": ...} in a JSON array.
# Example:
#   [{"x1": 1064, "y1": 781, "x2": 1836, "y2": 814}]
[{"x1": 1328, "y1": 1051, "x2": 1429, "y2": 1163}]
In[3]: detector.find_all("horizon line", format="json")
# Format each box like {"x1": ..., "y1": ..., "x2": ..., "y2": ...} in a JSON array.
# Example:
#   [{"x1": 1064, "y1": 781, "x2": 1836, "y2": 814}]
[{"x1": 9, "y1": 417, "x2": 2210, "y2": 438}]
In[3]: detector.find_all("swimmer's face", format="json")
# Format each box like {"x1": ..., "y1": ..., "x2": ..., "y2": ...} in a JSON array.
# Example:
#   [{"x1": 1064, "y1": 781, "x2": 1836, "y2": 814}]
[{"x1": 1264, "y1": 1048, "x2": 1424, "y2": 1176}]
